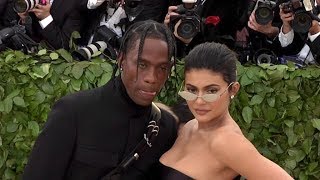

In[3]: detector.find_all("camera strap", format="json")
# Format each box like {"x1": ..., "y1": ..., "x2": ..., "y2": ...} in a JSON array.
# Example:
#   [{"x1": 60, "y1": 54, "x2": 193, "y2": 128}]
[{"x1": 100, "y1": 102, "x2": 161, "y2": 180}]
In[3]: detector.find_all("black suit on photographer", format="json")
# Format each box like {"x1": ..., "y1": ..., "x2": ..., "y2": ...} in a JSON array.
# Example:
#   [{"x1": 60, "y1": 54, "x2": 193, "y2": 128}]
[
  {"x1": 74, "y1": 0, "x2": 170, "y2": 61},
  {"x1": 14, "y1": 0, "x2": 84, "y2": 50},
  {"x1": 278, "y1": 0, "x2": 320, "y2": 65}
]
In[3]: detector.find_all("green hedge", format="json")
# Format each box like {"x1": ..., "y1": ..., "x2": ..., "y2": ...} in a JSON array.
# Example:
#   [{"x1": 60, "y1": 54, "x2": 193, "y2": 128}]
[{"x1": 0, "y1": 49, "x2": 319, "y2": 179}]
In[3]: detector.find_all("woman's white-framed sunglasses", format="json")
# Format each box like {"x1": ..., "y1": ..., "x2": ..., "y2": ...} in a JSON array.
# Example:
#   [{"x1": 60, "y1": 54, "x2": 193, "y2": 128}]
[{"x1": 178, "y1": 82, "x2": 234, "y2": 103}]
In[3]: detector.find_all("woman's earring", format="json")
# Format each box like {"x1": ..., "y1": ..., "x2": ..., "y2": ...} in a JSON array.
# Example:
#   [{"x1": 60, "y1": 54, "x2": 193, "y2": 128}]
[
  {"x1": 120, "y1": 67, "x2": 123, "y2": 71},
  {"x1": 231, "y1": 95, "x2": 235, "y2": 99}
]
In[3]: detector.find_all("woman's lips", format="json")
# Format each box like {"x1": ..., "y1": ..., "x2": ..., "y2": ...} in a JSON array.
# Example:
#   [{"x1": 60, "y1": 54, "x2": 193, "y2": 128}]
[{"x1": 195, "y1": 109, "x2": 210, "y2": 115}]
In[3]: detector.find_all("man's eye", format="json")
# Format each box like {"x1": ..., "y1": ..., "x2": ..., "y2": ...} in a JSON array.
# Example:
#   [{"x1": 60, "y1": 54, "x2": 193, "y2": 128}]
[
  {"x1": 138, "y1": 62, "x2": 146, "y2": 68},
  {"x1": 160, "y1": 66, "x2": 169, "y2": 71}
]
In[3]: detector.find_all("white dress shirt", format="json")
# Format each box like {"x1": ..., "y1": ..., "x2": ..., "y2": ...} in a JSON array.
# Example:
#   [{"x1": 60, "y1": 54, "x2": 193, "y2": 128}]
[{"x1": 39, "y1": 0, "x2": 54, "y2": 29}]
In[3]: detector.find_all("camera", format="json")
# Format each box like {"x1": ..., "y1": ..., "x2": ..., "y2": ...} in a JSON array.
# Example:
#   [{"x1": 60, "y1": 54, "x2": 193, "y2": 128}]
[
  {"x1": 281, "y1": 0, "x2": 315, "y2": 33},
  {"x1": 124, "y1": 0, "x2": 144, "y2": 21},
  {"x1": 171, "y1": 0, "x2": 202, "y2": 39},
  {"x1": 0, "y1": 23, "x2": 37, "y2": 53},
  {"x1": 13, "y1": 0, "x2": 47, "y2": 13},
  {"x1": 251, "y1": 0, "x2": 276, "y2": 25},
  {"x1": 253, "y1": 48, "x2": 278, "y2": 64},
  {"x1": 72, "y1": 26, "x2": 121, "y2": 61}
]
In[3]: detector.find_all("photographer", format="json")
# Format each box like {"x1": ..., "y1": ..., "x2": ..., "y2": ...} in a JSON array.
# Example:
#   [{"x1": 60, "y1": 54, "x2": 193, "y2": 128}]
[
  {"x1": 278, "y1": 0, "x2": 320, "y2": 65},
  {"x1": 74, "y1": 0, "x2": 171, "y2": 61},
  {"x1": 164, "y1": 0, "x2": 248, "y2": 58},
  {"x1": 13, "y1": 0, "x2": 84, "y2": 50}
]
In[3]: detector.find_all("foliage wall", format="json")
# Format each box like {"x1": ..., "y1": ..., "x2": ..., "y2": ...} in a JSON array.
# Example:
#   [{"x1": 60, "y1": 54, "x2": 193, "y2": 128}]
[{"x1": 0, "y1": 49, "x2": 319, "y2": 179}]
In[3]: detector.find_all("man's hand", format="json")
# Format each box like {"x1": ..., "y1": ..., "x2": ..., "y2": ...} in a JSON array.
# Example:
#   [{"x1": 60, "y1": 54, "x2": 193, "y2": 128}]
[
  {"x1": 309, "y1": 20, "x2": 320, "y2": 35},
  {"x1": 248, "y1": 11, "x2": 279, "y2": 38},
  {"x1": 29, "y1": 0, "x2": 51, "y2": 20},
  {"x1": 17, "y1": 12, "x2": 29, "y2": 24},
  {"x1": 164, "y1": 6, "x2": 192, "y2": 44},
  {"x1": 164, "y1": 6, "x2": 179, "y2": 27}
]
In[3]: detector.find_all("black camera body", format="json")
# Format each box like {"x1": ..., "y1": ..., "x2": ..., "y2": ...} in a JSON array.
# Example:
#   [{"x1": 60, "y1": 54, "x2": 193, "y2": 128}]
[
  {"x1": 0, "y1": 23, "x2": 37, "y2": 53},
  {"x1": 281, "y1": 0, "x2": 313, "y2": 33},
  {"x1": 252, "y1": 0, "x2": 276, "y2": 25},
  {"x1": 172, "y1": 1, "x2": 202, "y2": 39}
]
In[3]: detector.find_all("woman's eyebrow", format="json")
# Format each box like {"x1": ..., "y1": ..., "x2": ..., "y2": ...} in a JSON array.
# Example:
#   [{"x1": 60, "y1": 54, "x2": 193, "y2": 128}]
[{"x1": 185, "y1": 83, "x2": 220, "y2": 88}]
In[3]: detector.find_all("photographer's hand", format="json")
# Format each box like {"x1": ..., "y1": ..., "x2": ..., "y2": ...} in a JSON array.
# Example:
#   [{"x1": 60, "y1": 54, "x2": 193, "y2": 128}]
[
  {"x1": 164, "y1": 6, "x2": 179, "y2": 27},
  {"x1": 309, "y1": 20, "x2": 320, "y2": 35},
  {"x1": 279, "y1": 8, "x2": 294, "y2": 34},
  {"x1": 164, "y1": 6, "x2": 192, "y2": 44},
  {"x1": 248, "y1": 11, "x2": 279, "y2": 39},
  {"x1": 29, "y1": 0, "x2": 51, "y2": 20},
  {"x1": 17, "y1": 12, "x2": 30, "y2": 24}
]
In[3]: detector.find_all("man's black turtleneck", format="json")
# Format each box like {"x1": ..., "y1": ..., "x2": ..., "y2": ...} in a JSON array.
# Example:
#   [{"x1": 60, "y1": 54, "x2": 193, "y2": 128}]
[{"x1": 23, "y1": 76, "x2": 178, "y2": 180}]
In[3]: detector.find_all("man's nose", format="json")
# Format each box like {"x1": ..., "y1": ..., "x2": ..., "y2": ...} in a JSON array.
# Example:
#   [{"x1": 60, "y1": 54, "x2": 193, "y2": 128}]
[{"x1": 144, "y1": 68, "x2": 157, "y2": 84}]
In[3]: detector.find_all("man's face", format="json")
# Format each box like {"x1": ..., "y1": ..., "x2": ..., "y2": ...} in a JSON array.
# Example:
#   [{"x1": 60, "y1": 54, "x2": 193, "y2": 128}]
[{"x1": 120, "y1": 38, "x2": 171, "y2": 106}]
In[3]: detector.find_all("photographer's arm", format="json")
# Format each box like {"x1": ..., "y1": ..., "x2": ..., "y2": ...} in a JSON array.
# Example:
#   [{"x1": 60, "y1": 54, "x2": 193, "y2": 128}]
[{"x1": 248, "y1": 11, "x2": 279, "y2": 39}]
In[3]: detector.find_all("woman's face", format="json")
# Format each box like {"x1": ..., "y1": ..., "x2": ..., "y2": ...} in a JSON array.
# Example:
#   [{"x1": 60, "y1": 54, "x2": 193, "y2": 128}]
[
  {"x1": 183, "y1": 69, "x2": 234, "y2": 123},
  {"x1": 120, "y1": 38, "x2": 171, "y2": 106}
]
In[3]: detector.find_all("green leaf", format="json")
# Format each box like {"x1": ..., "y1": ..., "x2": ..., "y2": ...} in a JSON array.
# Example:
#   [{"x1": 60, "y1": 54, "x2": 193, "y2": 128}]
[
  {"x1": 307, "y1": 162, "x2": 318, "y2": 173},
  {"x1": 97, "y1": 73, "x2": 111, "y2": 87},
  {"x1": 13, "y1": 96, "x2": 26, "y2": 107},
  {"x1": 242, "y1": 106, "x2": 253, "y2": 124},
  {"x1": 16, "y1": 64, "x2": 29, "y2": 73},
  {"x1": 50, "y1": 52, "x2": 59, "y2": 60},
  {"x1": 311, "y1": 119, "x2": 320, "y2": 131},
  {"x1": 71, "y1": 79, "x2": 82, "y2": 91},
  {"x1": 284, "y1": 120, "x2": 294, "y2": 128},
  {"x1": 6, "y1": 122, "x2": 18, "y2": 133},
  {"x1": 28, "y1": 121, "x2": 40, "y2": 137},
  {"x1": 38, "y1": 49, "x2": 47, "y2": 55},
  {"x1": 0, "y1": 149, "x2": 8, "y2": 168},
  {"x1": 240, "y1": 73, "x2": 254, "y2": 86},
  {"x1": 5, "y1": 54, "x2": 15, "y2": 63},
  {"x1": 267, "y1": 96, "x2": 275, "y2": 107},
  {"x1": 302, "y1": 138, "x2": 313, "y2": 155},
  {"x1": 101, "y1": 62, "x2": 114, "y2": 72},
  {"x1": 4, "y1": 168, "x2": 15, "y2": 179},
  {"x1": 88, "y1": 64, "x2": 104, "y2": 77},
  {"x1": 71, "y1": 63, "x2": 85, "y2": 79},
  {"x1": 57, "y1": 49, "x2": 73, "y2": 62},
  {"x1": 299, "y1": 171, "x2": 308, "y2": 180},
  {"x1": 249, "y1": 95, "x2": 264, "y2": 105},
  {"x1": 41, "y1": 82, "x2": 54, "y2": 95},
  {"x1": 288, "y1": 148, "x2": 306, "y2": 162},
  {"x1": 6, "y1": 89, "x2": 20, "y2": 99},
  {"x1": 285, "y1": 158, "x2": 297, "y2": 170},
  {"x1": 32, "y1": 66, "x2": 48, "y2": 78},
  {"x1": 3, "y1": 98, "x2": 13, "y2": 113}
]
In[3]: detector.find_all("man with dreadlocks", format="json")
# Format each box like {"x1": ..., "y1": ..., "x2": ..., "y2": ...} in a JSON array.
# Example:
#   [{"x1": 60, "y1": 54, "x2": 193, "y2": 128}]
[{"x1": 23, "y1": 20, "x2": 178, "y2": 180}]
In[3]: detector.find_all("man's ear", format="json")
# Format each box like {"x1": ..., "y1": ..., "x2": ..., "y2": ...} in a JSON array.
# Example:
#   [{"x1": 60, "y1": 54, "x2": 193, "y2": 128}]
[{"x1": 117, "y1": 52, "x2": 124, "y2": 70}]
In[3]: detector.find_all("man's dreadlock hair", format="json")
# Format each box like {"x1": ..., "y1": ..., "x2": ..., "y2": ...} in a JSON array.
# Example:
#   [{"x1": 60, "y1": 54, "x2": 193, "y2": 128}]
[{"x1": 116, "y1": 20, "x2": 177, "y2": 78}]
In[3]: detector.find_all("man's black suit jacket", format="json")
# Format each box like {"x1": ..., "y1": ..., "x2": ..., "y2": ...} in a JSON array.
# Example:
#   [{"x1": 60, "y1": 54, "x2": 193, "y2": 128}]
[
  {"x1": 22, "y1": 77, "x2": 177, "y2": 180},
  {"x1": 28, "y1": 0, "x2": 83, "y2": 50}
]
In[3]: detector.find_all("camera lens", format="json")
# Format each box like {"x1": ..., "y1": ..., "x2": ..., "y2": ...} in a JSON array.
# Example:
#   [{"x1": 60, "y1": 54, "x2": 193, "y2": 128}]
[
  {"x1": 14, "y1": 0, "x2": 38, "y2": 13},
  {"x1": 292, "y1": 12, "x2": 312, "y2": 33},
  {"x1": 255, "y1": 6, "x2": 273, "y2": 25},
  {"x1": 177, "y1": 19, "x2": 199, "y2": 39}
]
